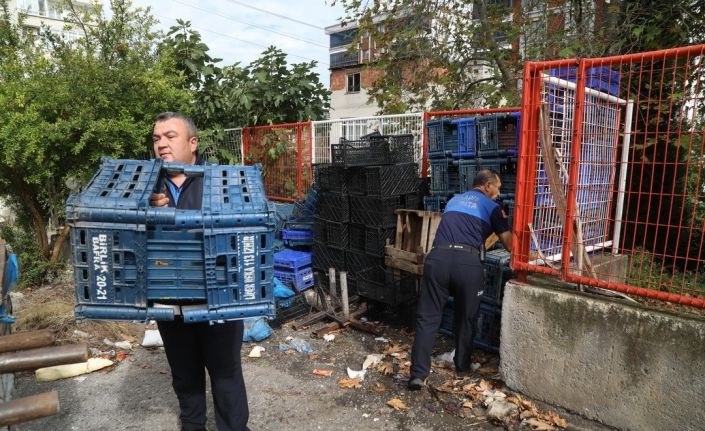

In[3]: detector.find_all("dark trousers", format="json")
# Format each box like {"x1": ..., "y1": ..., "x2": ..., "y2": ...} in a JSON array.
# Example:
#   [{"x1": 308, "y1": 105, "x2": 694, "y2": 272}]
[
  {"x1": 411, "y1": 247, "x2": 484, "y2": 379},
  {"x1": 157, "y1": 319, "x2": 250, "y2": 431}
]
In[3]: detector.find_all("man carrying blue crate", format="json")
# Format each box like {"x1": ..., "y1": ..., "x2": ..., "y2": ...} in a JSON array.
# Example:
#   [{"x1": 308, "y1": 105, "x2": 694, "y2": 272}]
[
  {"x1": 150, "y1": 112, "x2": 250, "y2": 431},
  {"x1": 408, "y1": 169, "x2": 512, "y2": 390}
]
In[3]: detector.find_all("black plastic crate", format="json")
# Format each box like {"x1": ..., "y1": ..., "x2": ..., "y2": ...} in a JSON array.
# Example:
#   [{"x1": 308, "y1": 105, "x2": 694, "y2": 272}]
[
  {"x1": 349, "y1": 195, "x2": 400, "y2": 226},
  {"x1": 357, "y1": 266, "x2": 418, "y2": 306},
  {"x1": 348, "y1": 223, "x2": 366, "y2": 253},
  {"x1": 365, "y1": 226, "x2": 396, "y2": 257},
  {"x1": 345, "y1": 250, "x2": 383, "y2": 274},
  {"x1": 315, "y1": 191, "x2": 349, "y2": 222},
  {"x1": 364, "y1": 163, "x2": 418, "y2": 196},
  {"x1": 313, "y1": 241, "x2": 345, "y2": 272},
  {"x1": 313, "y1": 164, "x2": 347, "y2": 193},
  {"x1": 423, "y1": 195, "x2": 448, "y2": 212},
  {"x1": 332, "y1": 134, "x2": 414, "y2": 167},
  {"x1": 313, "y1": 217, "x2": 327, "y2": 243},
  {"x1": 285, "y1": 218, "x2": 314, "y2": 231},
  {"x1": 482, "y1": 248, "x2": 513, "y2": 305},
  {"x1": 325, "y1": 220, "x2": 349, "y2": 250},
  {"x1": 430, "y1": 158, "x2": 460, "y2": 195},
  {"x1": 271, "y1": 294, "x2": 313, "y2": 327},
  {"x1": 347, "y1": 167, "x2": 366, "y2": 195},
  {"x1": 401, "y1": 192, "x2": 419, "y2": 210}
]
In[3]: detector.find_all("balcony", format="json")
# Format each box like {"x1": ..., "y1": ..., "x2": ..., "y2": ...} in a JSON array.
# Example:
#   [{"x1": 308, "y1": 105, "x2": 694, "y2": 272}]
[{"x1": 330, "y1": 51, "x2": 360, "y2": 70}]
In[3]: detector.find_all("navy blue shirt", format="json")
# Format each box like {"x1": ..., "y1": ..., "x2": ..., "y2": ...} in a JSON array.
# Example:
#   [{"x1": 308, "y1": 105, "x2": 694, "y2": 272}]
[
  {"x1": 433, "y1": 190, "x2": 509, "y2": 248},
  {"x1": 164, "y1": 156, "x2": 204, "y2": 211}
]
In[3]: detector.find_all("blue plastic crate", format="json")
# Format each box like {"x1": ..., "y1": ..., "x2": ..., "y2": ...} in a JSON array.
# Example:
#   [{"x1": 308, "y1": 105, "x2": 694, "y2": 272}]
[
  {"x1": 451, "y1": 117, "x2": 478, "y2": 158},
  {"x1": 282, "y1": 237, "x2": 313, "y2": 248},
  {"x1": 439, "y1": 299, "x2": 502, "y2": 353},
  {"x1": 274, "y1": 266, "x2": 314, "y2": 292},
  {"x1": 282, "y1": 229, "x2": 312, "y2": 240},
  {"x1": 429, "y1": 158, "x2": 460, "y2": 195},
  {"x1": 426, "y1": 119, "x2": 457, "y2": 158},
  {"x1": 477, "y1": 113, "x2": 520, "y2": 157},
  {"x1": 550, "y1": 66, "x2": 621, "y2": 97},
  {"x1": 458, "y1": 159, "x2": 478, "y2": 193},
  {"x1": 68, "y1": 158, "x2": 277, "y2": 323},
  {"x1": 274, "y1": 249, "x2": 312, "y2": 271},
  {"x1": 482, "y1": 248, "x2": 513, "y2": 305}
]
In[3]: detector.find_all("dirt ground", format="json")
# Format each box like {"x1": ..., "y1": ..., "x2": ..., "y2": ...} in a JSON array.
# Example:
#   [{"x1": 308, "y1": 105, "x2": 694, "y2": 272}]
[{"x1": 9, "y1": 283, "x2": 615, "y2": 431}]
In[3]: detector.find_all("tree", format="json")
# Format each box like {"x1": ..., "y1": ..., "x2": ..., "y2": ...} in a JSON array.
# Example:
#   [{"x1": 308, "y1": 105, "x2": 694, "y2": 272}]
[
  {"x1": 0, "y1": 0, "x2": 190, "y2": 277},
  {"x1": 333, "y1": 0, "x2": 704, "y2": 113},
  {"x1": 160, "y1": 22, "x2": 331, "y2": 129}
]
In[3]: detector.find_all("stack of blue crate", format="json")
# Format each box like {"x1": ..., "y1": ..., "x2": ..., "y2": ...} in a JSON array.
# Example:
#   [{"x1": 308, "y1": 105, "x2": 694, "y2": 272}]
[
  {"x1": 424, "y1": 113, "x2": 520, "y2": 352},
  {"x1": 282, "y1": 186, "x2": 317, "y2": 248},
  {"x1": 274, "y1": 249, "x2": 314, "y2": 292},
  {"x1": 67, "y1": 157, "x2": 277, "y2": 323}
]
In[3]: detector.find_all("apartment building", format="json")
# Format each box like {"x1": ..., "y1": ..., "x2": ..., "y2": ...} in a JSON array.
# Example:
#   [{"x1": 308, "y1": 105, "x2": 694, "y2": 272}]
[{"x1": 6, "y1": 0, "x2": 97, "y2": 39}]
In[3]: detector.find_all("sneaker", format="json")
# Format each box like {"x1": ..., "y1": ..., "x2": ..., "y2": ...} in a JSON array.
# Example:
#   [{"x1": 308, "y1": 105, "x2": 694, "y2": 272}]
[{"x1": 408, "y1": 377, "x2": 424, "y2": 391}]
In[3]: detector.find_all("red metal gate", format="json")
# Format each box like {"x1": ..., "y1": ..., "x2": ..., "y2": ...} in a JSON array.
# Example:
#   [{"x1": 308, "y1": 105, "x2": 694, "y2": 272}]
[
  {"x1": 514, "y1": 44, "x2": 705, "y2": 308},
  {"x1": 242, "y1": 122, "x2": 313, "y2": 202}
]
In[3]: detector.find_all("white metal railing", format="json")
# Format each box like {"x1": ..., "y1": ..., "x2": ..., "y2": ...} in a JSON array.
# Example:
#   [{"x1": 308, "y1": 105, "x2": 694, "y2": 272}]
[{"x1": 311, "y1": 113, "x2": 425, "y2": 170}]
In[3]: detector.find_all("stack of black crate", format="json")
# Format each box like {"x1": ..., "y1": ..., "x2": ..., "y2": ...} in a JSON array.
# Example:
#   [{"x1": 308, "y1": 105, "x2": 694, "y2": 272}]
[
  {"x1": 424, "y1": 113, "x2": 521, "y2": 352},
  {"x1": 312, "y1": 134, "x2": 418, "y2": 297}
]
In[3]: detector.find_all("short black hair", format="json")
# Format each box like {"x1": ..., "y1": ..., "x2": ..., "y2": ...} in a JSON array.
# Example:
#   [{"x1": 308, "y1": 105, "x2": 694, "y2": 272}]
[
  {"x1": 472, "y1": 169, "x2": 501, "y2": 187},
  {"x1": 155, "y1": 112, "x2": 197, "y2": 138}
]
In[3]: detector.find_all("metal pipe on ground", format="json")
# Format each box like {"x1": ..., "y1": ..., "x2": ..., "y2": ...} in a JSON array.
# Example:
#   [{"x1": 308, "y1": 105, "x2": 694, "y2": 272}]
[
  {"x1": 0, "y1": 391, "x2": 59, "y2": 427},
  {"x1": 0, "y1": 343, "x2": 88, "y2": 373},
  {"x1": 0, "y1": 330, "x2": 55, "y2": 354}
]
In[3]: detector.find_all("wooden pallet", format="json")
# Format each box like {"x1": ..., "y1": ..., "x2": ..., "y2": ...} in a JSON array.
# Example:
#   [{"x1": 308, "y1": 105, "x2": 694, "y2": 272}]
[
  {"x1": 384, "y1": 209, "x2": 502, "y2": 275},
  {"x1": 384, "y1": 209, "x2": 442, "y2": 275}
]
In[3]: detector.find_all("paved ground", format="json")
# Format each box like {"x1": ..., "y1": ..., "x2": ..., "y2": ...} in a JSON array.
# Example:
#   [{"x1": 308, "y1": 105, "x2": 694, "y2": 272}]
[{"x1": 12, "y1": 319, "x2": 615, "y2": 431}]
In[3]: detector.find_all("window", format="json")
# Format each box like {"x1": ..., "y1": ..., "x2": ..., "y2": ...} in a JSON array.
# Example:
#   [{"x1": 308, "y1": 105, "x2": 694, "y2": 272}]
[
  {"x1": 329, "y1": 29, "x2": 358, "y2": 48},
  {"x1": 347, "y1": 72, "x2": 361, "y2": 93}
]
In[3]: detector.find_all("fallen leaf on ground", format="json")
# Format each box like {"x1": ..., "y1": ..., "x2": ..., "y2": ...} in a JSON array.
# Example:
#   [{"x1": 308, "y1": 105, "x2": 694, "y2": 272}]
[
  {"x1": 477, "y1": 379, "x2": 492, "y2": 391},
  {"x1": 312, "y1": 369, "x2": 333, "y2": 377},
  {"x1": 435, "y1": 380, "x2": 456, "y2": 393},
  {"x1": 546, "y1": 412, "x2": 567, "y2": 428},
  {"x1": 308, "y1": 354, "x2": 320, "y2": 361},
  {"x1": 377, "y1": 362, "x2": 394, "y2": 375},
  {"x1": 462, "y1": 401, "x2": 474, "y2": 408},
  {"x1": 397, "y1": 361, "x2": 411, "y2": 376},
  {"x1": 476, "y1": 367, "x2": 497, "y2": 375},
  {"x1": 526, "y1": 418, "x2": 556, "y2": 430},
  {"x1": 383, "y1": 343, "x2": 410, "y2": 355},
  {"x1": 371, "y1": 383, "x2": 386, "y2": 393},
  {"x1": 337, "y1": 377, "x2": 362, "y2": 389},
  {"x1": 520, "y1": 410, "x2": 534, "y2": 419},
  {"x1": 386, "y1": 398, "x2": 408, "y2": 410}
]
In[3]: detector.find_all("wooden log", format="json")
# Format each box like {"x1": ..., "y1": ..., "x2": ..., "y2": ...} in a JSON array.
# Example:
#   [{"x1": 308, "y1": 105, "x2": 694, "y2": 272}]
[
  {"x1": 0, "y1": 391, "x2": 59, "y2": 427},
  {"x1": 0, "y1": 330, "x2": 55, "y2": 354},
  {"x1": 0, "y1": 343, "x2": 88, "y2": 373}
]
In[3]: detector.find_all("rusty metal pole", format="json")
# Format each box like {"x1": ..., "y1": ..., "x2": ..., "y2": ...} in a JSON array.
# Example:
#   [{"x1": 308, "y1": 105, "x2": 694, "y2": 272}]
[
  {"x1": 0, "y1": 343, "x2": 88, "y2": 373},
  {"x1": 0, "y1": 330, "x2": 55, "y2": 354},
  {"x1": 0, "y1": 391, "x2": 59, "y2": 427}
]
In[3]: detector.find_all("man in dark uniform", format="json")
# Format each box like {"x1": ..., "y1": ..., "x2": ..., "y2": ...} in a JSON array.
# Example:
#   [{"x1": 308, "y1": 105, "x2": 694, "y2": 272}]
[
  {"x1": 409, "y1": 169, "x2": 512, "y2": 390},
  {"x1": 150, "y1": 112, "x2": 250, "y2": 431}
]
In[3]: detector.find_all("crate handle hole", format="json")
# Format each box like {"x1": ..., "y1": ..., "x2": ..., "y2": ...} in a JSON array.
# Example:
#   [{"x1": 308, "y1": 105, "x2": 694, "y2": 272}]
[
  {"x1": 123, "y1": 192, "x2": 131, "y2": 198},
  {"x1": 82, "y1": 269, "x2": 88, "y2": 280},
  {"x1": 80, "y1": 230, "x2": 86, "y2": 245},
  {"x1": 261, "y1": 286, "x2": 267, "y2": 298},
  {"x1": 132, "y1": 175, "x2": 139, "y2": 181},
  {"x1": 222, "y1": 170, "x2": 228, "y2": 176},
  {"x1": 222, "y1": 179, "x2": 228, "y2": 185},
  {"x1": 223, "y1": 197, "x2": 229, "y2": 204},
  {"x1": 114, "y1": 253, "x2": 120, "y2": 264},
  {"x1": 260, "y1": 234, "x2": 266, "y2": 248},
  {"x1": 84, "y1": 285, "x2": 90, "y2": 300},
  {"x1": 242, "y1": 187, "x2": 248, "y2": 193},
  {"x1": 100, "y1": 191, "x2": 108, "y2": 197},
  {"x1": 135, "y1": 166, "x2": 142, "y2": 172},
  {"x1": 244, "y1": 196, "x2": 250, "y2": 203},
  {"x1": 260, "y1": 255, "x2": 265, "y2": 264},
  {"x1": 230, "y1": 236, "x2": 237, "y2": 251},
  {"x1": 80, "y1": 252, "x2": 87, "y2": 263}
]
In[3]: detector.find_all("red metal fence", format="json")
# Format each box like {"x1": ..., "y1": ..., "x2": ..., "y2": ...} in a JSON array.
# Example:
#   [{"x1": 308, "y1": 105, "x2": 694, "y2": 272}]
[
  {"x1": 242, "y1": 122, "x2": 312, "y2": 202},
  {"x1": 514, "y1": 44, "x2": 705, "y2": 308}
]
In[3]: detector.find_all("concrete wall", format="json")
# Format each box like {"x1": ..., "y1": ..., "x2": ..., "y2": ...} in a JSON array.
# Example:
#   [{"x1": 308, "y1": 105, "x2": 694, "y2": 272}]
[{"x1": 501, "y1": 280, "x2": 705, "y2": 431}]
